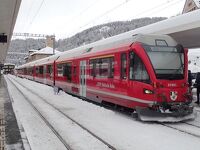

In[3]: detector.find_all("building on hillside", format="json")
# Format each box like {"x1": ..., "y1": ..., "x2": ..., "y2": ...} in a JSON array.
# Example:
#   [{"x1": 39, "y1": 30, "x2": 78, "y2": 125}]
[
  {"x1": 24, "y1": 35, "x2": 59, "y2": 63},
  {"x1": 3, "y1": 63, "x2": 15, "y2": 74},
  {"x1": 25, "y1": 47, "x2": 60, "y2": 63},
  {"x1": 182, "y1": 0, "x2": 200, "y2": 13}
]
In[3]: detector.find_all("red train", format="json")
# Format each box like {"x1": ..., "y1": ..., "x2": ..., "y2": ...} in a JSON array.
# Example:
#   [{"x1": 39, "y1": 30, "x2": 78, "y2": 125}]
[{"x1": 15, "y1": 34, "x2": 194, "y2": 121}]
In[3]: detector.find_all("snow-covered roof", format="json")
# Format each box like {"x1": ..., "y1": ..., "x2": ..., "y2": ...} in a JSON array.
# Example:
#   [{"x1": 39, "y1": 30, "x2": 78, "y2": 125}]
[
  {"x1": 4, "y1": 63, "x2": 15, "y2": 66},
  {"x1": 30, "y1": 47, "x2": 61, "y2": 56}
]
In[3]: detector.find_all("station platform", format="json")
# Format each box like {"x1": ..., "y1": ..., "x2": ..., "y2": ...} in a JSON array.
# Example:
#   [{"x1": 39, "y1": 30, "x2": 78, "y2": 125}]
[{"x1": 0, "y1": 75, "x2": 24, "y2": 150}]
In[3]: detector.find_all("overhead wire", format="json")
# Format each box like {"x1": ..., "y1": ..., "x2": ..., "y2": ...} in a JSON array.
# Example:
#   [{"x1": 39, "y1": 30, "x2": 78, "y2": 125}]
[
  {"x1": 26, "y1": 0, "x2": 46, "y2": 32},
  {"x1": 132, "y1": 0, "x2": 177, "y2": 18},
  {"x1": 65, "y1": 0, "x2": 100, "y2": 29},
  {"x1": 68, "y1": 0, "x2": 133, "y2": 36},
  {"x1": 68, "y1": 0, "x2": 184, "y2": 37},
  {"x1": 134, "y1": 0, "x2": 185, "y2": 18},
  {"x1": 79, "y1": 0, "x2": 132, "y2": 30},
  {"x1": 23, "y1": 0, "x2": 35, "y2": 32}
]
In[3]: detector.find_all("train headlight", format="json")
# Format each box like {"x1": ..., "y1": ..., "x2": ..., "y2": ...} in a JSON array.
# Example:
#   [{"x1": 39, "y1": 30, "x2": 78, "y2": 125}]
[{"x1": 144, "y1": 89, "x2": 154, "y2": 94}]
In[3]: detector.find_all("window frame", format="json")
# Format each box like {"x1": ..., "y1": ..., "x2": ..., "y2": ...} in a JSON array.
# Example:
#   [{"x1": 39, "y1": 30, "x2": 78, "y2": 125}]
[
  {"x1": 129, "y1": 51, "x2": 150, "y2": 84},
  {"x1": 89, "y1": 56, "x2": 114, "y2": 78}
]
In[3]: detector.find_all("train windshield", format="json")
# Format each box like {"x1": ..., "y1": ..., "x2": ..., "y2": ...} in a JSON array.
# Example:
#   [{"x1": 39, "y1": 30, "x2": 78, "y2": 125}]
[{"x1": 143, "y1": 45, "x2": 184, "y2": 80}]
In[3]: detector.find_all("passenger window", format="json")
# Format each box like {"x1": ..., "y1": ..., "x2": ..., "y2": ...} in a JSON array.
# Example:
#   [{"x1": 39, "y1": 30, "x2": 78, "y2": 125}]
[
  {"x1": 129, "y1": 51, "x2": 150, "y2": 83},
  {"x1": 63, "y1": 63, "x2": 72, "y2": 82},
  {"x1": 90, "y1": 59, "x2": 96, "y2": 77},
  {"x1": 90, "y1": 57, "x2": 114, "y2": 78},
  {"x1": 39, "y1": 66, "x2": 43, "y2": 75},
  {"x1": 129, "y1": 52, "x2": 134, "y2": 79},
  {"x1": 47, "y1": 65, "x2": 52, "y2": 74},
  {"x1": 57, "y1": 64, "x2": 63, "y2": 77},
  {"x1": 121, "y1": 53, "x2": 127, "y2": 79},
  {"x1": 36, "y1": 67, "x2": 39, "y2": 75},
  {"x1": 108, "y1": 57, "x2": 114, "y2": 78}
]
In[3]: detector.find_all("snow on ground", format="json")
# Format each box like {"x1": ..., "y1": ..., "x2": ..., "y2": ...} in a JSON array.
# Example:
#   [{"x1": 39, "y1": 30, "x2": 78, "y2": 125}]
[
  {"x1": 6, "y1": 77, "x2": 68, "y2": 150},
  {"x1": 5, "y1": 75, "x2": 200, "y2": 150}
]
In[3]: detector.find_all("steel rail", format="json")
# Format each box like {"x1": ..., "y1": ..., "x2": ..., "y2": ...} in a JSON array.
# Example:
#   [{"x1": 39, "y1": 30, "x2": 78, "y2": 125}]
[{"x1": 160, "y1": 123, "x2": 200, "y2": 138}]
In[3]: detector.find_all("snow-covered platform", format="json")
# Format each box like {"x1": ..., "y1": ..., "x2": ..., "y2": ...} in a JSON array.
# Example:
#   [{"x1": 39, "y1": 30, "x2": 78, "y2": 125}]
[
  {"x1": 0, "y1": 75, "x2": 24, "y2": 149},
  {"x1": 4, "y1": 75, "x2": 200, "y2": 150}
]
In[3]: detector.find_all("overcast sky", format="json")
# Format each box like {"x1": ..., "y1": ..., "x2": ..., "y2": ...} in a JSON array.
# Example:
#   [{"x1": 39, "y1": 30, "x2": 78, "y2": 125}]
[{"x1": 13, "y1": 0, "x2": 185, "y2": 39}]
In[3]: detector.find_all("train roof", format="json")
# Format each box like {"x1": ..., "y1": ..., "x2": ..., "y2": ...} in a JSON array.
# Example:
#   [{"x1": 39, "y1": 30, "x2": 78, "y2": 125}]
[
  {"x1": 16, "y1": 54, "x2": 60, "y2": 69},
  {"x1": 30, "y1": 47, "x2": 61, "y2": 56},
  {"x1": 57, "y1": 34, "x2": 177, "y2": 62},
  {"x1": 16, "y1": 34, "x2": 177, "y2": 68}
]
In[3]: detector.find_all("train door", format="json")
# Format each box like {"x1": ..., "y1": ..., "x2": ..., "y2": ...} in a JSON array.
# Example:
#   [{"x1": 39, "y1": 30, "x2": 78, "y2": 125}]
[{"x1": 80, "y1": 60, "x2": 87, "y2": 97}]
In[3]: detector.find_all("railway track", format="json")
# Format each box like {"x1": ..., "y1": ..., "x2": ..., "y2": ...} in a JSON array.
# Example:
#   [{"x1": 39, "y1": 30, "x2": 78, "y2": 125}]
[
  {"x1": 8, "y1": 75, "x2": 200, "y2": 146},
  {"x1": 7, "y1": 76, "x2": 117, "y2": 150},
  {"x1": 7, "y1": 77, "x2": 73, "y2": 150},
  {"x1": 100, "y1": 96, "x2": 200, "y2": 139},
  {"x1": 160, "y1": 121, "x2": 200, "y2": 139},
  {"x1": 182, "y1": 121, "x2": 200, "y2": 128}
]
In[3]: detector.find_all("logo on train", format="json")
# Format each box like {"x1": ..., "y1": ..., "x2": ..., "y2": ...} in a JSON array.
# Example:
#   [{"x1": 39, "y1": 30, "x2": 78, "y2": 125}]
[{"x1": 170, "y1": 91, "x2": 178, "y2": 101}]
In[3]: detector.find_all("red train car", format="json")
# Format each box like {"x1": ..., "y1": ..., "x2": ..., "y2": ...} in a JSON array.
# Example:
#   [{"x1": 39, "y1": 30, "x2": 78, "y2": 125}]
[{"x1": 15, "y1": 34, "x2": 194, "y2": 121}]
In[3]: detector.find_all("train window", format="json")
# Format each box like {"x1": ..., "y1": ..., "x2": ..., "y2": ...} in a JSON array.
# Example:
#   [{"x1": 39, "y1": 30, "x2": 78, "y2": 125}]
[
  {"x1": 95, "y1": 59, "x2": 101, "y2": 77},
  {"x1": 108, "y1": 57, "x2": 114, "y2": 78},
  {"x1": 129, "y1": 52, "x2": 150, "y2": 83},
  {"x1": 47, "y1": 65, "x2": 52, "y2": 74},
  {"x1": 67, "y1": 63, "x2": 72, "y2": 82},
  {"x1": 129, "y1": 51, "x2": 135, "y2": 79},
  {"x1": 90, "y1": 59, "x2": 96, "y2": 77},
  {"x1": 73, "y1": 66, "x2": 77, "y2": 76},
  {"x1": 24, "y1": 68, "x2": 27, "y2": 74},
  {"x1": 100, "y1": 58, "x2": 109, "y2": 77},
  {"x1": 121, "y1": 53, "x2": 127, "y2": 79},
  {"x1": 91, "y1": 57, "x2": 114, "y2": 78},
  {"x1": 43, "y1": 66, "x2": 46, "y2": 74},
  {"x1": 57, "y1": 64, "x2": 63, "y2": 76},
  {"x1": 63, "y1": 64, "x2": 67, "y2": 77},
  {"x1": 63, "y1": 63, "x2": 72, "y2": 82},
  {"x1": 36, "y1": 67, "x2": 39, "y2": 75},
  {"x1": 39, "y1": 66, "x2": 43, "y2": 74}
]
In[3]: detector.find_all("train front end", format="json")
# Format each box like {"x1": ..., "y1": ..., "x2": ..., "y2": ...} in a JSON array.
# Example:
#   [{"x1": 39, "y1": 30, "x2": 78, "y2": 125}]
[{"x1": 134, "y1": 34, "x2": 195, "y2": 122}]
